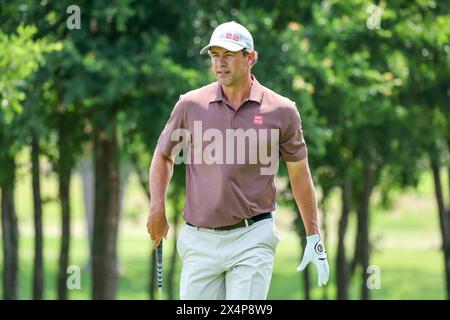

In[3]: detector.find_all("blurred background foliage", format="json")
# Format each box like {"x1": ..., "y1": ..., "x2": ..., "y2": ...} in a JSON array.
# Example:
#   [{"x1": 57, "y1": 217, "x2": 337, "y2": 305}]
[{"x1": 0, "y1": 0, "x2": 449, "y2": 300}]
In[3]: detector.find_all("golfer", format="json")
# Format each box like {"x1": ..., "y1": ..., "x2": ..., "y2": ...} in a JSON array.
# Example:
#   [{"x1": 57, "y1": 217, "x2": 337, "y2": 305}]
[{"x1": 147, "y1": 21, "x2": 329, "y2": 300}]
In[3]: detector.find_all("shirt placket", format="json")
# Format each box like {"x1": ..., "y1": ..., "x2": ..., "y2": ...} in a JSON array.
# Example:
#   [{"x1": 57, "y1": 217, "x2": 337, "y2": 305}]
[{"x1": 228, "y1": 100, "x2": 250, "y2": 129}]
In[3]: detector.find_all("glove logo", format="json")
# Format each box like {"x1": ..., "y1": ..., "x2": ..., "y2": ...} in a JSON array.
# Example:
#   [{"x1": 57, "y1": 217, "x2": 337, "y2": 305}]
[{"x1": 315, "y1": 242, "x2": 324, "y2": 254}]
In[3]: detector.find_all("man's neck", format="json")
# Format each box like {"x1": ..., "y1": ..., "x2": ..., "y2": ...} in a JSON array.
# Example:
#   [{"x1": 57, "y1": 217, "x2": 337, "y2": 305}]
[{"x1": 221, "y1": 75, "x2": 253, "y2": 110}]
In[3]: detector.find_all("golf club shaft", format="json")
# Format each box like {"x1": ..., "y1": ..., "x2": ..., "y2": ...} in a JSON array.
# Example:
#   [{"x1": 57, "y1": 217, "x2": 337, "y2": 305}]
[{"x1": 156, "y1": 241, "x2": 163, "y2": 299}]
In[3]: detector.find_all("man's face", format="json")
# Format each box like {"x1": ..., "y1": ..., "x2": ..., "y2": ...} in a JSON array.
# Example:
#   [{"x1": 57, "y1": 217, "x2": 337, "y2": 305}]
[{"x1": 209, "y1": 46, "x2": 251, "y2": 87}]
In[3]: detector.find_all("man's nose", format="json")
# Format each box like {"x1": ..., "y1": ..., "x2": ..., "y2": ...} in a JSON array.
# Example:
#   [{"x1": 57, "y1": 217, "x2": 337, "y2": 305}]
[{"x1": 216, "y1": 56, "x2": 227, "y2": 67}]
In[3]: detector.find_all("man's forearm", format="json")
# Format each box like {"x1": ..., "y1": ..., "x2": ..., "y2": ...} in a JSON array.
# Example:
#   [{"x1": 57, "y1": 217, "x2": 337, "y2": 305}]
[
  {"x1": 289, "y1": 166, "x2": 320, "y2": 236},
  {"x1": 149, "y1": 147, "x2": 174, "y2": 208}
]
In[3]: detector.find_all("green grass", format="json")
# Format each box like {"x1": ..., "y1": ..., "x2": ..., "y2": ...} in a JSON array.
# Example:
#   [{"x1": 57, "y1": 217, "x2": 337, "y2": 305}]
[
  {"x1": 1, "y1": 231, "x2": 444, "y2": 300},
  {"x1": 0, "y1": 155, "x2": 448, "y2": 299}
]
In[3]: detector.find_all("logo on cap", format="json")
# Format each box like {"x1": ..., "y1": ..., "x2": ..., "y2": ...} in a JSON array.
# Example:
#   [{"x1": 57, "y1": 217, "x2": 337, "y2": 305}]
[{"x1": 225, "y1": 32, "x2": 240, "y2": 42}]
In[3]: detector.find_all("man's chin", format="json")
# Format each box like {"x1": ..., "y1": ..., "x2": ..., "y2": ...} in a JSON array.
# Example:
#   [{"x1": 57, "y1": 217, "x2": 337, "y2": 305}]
[{"x1": 217, "y1": 78, "x2": 232, "y2": 86}]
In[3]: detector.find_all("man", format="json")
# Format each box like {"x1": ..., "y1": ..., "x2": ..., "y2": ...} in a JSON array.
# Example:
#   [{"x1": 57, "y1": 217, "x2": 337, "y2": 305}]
[{"x1": 147, "y1": 21, "x2": 329, "y2": 300}]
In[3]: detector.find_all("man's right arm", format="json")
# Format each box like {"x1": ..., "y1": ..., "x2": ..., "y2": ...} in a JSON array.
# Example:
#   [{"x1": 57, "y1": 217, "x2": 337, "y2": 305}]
[{"x1": 147, "y1": 146, "x2": 174, "y2": 249}]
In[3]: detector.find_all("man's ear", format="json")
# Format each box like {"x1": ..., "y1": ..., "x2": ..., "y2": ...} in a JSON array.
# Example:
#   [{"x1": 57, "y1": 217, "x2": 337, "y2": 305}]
[
  {"x1": 249, "y1": 51, "x2": 258, "y2": 66},
  {"x1": 248, "y1": 52, "x2": 255, "y2": 65}
]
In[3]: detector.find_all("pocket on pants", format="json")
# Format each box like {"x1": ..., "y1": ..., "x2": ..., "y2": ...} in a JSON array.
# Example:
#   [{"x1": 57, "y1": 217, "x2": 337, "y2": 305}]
[
  {"x1": 176, "y1": 228, "x2": 187, "y2": 259},
  {"x1": 270, "y1": 222, "x2": 281, "y2": 247},
  {"x1": 259, "y1": 220, "x2": 280, "y2": 250}
]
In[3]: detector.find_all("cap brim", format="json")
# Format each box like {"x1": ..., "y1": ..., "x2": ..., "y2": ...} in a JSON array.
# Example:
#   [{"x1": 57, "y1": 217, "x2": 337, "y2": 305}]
[{"x1": 200, "y1": 40, "x2": 245, "y2": 54}]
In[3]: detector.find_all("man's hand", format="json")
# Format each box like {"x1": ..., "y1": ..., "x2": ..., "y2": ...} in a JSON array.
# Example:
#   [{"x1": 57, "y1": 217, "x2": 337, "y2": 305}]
[
  {"x1": 296, "y1": 234, "x2": 329, "y2": 287},
  {"x1": 147, "y1": 205, "x2": 169, "y2": 249}
]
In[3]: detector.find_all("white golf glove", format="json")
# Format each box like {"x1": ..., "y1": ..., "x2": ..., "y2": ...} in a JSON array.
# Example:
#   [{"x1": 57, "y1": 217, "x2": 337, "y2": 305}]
[{"x1": 296, "y1": 234, "x2": 330, "y2": 287}]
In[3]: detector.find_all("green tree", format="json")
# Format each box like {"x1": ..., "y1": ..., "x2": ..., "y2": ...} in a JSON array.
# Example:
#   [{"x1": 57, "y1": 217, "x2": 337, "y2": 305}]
[
  {"x1": 0, "y1": 24, "x2": 58, "y2": 299},
  {"x1": 388, "y1": 0, "x2": 450, "y2": 298}
]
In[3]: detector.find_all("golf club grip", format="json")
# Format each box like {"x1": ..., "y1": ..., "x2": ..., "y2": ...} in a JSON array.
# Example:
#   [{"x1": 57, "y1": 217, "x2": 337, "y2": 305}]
[{"x1": 156, "y1": 242, "x2": 163, "y2": 288}]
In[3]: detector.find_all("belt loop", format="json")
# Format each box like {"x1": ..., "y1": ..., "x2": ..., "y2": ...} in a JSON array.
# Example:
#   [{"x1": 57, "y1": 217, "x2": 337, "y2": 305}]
[
  {"x1": 244, "y1": 219, "x2": 249, "y2": 227},
  {"x1": 196, "y1": 226, "x2": 199, "y2": 231}
]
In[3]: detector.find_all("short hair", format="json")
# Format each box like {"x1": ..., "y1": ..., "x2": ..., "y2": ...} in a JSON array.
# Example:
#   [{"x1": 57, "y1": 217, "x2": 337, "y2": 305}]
[{"x1": 242, "y1": 49, "x2": 258, "y2": 66}]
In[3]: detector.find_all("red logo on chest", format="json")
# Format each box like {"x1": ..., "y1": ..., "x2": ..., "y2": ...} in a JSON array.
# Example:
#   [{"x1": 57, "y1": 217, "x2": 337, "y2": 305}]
[{"x1": 253, "y1": 114, "x2": 264, "y2": 125}]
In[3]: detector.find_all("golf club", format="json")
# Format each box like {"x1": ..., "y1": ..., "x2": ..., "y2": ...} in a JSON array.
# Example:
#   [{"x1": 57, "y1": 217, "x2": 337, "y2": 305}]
[{"x1": 156, "y1": 241, "x2": 163, "y2": 299}]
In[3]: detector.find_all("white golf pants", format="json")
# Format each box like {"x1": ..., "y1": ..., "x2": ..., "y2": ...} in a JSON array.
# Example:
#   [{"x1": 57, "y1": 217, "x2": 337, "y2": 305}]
[{"x1": 176, "y1": 217, "x2": 280, "y2": 300}]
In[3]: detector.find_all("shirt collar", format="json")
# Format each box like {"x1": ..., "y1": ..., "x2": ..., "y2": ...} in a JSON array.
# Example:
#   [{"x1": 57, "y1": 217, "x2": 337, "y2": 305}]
[{"x1": 210, "y1": 74, "x2": 263, "y2": 104}]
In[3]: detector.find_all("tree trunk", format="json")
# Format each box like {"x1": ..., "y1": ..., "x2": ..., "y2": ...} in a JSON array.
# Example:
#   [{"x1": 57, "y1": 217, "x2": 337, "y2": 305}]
[
  {"x1": 296, "y1": 208, "x2": 310, "y2": 300},
  {"x1": 79, "y1": 155, "x2": 94, "y2": 273},
  {"x1": 295, "y1": 216, "x2": 311, "y2": 299},
  {"x1": 31, "y1": 132, "x2": 44, "y2": 300},
  {"x1": 336, "y1": 179, "x2": 351, "y2": 300},
  {"x1": 350, "y1": 220, "x2": 362, "y2": 279},
  {"x1": 359, "y1": 163, "x2": 375, "y2": 300},
  {"x1": 282, "y1": 178, "x2": 313, "y2": 300},
  {"x1": 168, "y1": 192, "x2": 181, "y2": 300},
  {"x1": 80, "y1": 151, "x2": 127, "y2": 275},
  {"x1": 92, "y1": 121, "x2": 120, "y2": 300},
  {"x1": 130, "y1": 154, "x2": 151, "y2": 199},
  {"x1": 447, "y1": 139, "x2": 450, "y2": 210},
  {"x1": 57, "y1": 120, "x2": 72, "y2": 300},
  {"x1": 321, "y1": 204, "x2": 329, "y2": 300},
  {"x1": 350, "y1": 164, "x2": 375, "y2": 300},
  {"x1": 57, "y1": 165, "x2": 71, "y2": 300},
  {"x1": 302, "y1": 263, "x2": 311, "y2": 300},
  {"x1": 431, "y1": 160, "x2": 450, "y2": 299},
  {"x1": 1, "y1": 157, "x2": 19, "y2": 300},
  {"x1": 128, "y1": 154, "x2": 157, "y2": 299}
]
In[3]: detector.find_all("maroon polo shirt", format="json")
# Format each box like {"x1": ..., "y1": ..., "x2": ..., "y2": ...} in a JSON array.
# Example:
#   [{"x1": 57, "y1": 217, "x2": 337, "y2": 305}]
[{"x1": 157, "y1": 75, "x2": 307, "y2": 227}]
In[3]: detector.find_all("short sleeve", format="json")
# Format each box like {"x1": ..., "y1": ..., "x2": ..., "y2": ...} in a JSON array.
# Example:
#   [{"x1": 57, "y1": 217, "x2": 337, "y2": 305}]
[
  {"x1": 279, "y1": 105, "x2": 308, "y2": 162},
  {"x1": 157, "y1": 97, "x2": 188, "y2": 157}
]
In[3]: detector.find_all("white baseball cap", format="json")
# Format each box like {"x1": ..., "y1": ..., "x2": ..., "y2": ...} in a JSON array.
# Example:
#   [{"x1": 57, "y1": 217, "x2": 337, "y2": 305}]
[{"x1": 200, "y1": 21, "x2": 254, "y2": 54}]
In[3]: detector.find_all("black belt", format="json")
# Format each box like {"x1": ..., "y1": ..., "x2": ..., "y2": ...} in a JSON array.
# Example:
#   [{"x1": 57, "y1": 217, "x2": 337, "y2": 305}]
[{"x1": 186, "y1": 212, "x2": 272, "y2": 231}]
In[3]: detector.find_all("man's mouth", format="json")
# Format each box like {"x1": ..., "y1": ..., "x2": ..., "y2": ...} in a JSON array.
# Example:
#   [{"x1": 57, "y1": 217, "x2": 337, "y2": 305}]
[{"x1": 217, "y1": 71, "x2": 231, "y2": 75}]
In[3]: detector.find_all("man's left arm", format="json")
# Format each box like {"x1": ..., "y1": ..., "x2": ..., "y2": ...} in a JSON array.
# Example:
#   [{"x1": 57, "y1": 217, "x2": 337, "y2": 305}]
[
  {"x1": 286, "y1": 158, "x2": 319, "y2": 236},
  {"x1": 286, "y1": 157, "x2": 330, "y2": 287}
]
